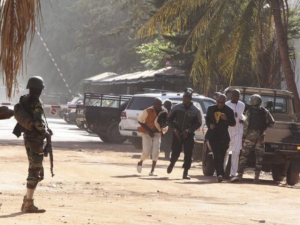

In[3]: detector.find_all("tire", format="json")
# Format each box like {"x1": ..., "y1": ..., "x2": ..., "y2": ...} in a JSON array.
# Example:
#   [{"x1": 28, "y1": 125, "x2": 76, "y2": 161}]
[
  {"x1": 202, "y1": 141, "x2": 215, "y2": 176},
  {"x1": 131, "y1": 138, "x2": 143, "y2": 150},
  {"x1": 271, "y1": 164, "x2": 285, "y2": 182},
  {"x1": 98, "y1": 134, "x2": 111, "y2": 143},
  {"x1": 85, "y1": 123, "x2": 94, "y2": 134},
  {"x1": 287, "y1": 170, "x2": 299, "y2": 186},
  {"x1": 106, "y1": 122, "x2": 127, "y2": 144}
]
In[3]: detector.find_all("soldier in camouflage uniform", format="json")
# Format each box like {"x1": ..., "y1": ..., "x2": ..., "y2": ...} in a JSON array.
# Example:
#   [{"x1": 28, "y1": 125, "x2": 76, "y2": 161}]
[
  {"x1": 231, "y1": 94, "x2": 275, "y2": 184},
  {"x1": 19, "y1": 76, "x2": 51, "y2": 213}
]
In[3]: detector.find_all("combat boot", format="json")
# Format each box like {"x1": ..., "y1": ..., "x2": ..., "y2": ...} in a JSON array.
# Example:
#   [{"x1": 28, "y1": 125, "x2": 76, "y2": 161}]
[
  {"x1": 253, "y1": 173, "x2": 260, "y2": 184},
  {"x1": 22, "y1": 199, "x2": 43, "y2": 213},
  {"x1": 20, "y1": 195, "x2": 27, "y2": 212}
]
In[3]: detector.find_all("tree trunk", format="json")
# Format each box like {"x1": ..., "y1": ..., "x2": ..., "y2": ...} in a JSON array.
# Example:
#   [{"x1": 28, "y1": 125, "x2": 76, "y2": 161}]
[{"x1": 270, "y1": 0, "x2": 300, "y2": 115}]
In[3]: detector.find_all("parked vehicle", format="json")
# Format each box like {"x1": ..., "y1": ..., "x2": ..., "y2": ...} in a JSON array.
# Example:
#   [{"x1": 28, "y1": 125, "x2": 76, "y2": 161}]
[
  {"x1": 77, "y1": 93, "x2": 132, "y2": 143},
  {"x1": 119, "y1": 92, "x2": 216, "y2": 158},
  {"x1": 202, "y1": 86, "x2": 300, "y2": 185},
  {"x1": 63, "y1": 97, "x2": 83, "y2": 125}
]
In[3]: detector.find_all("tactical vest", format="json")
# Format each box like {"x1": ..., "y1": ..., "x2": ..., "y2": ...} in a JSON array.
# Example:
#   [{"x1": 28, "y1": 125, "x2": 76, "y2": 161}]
[{"x1": 248, "y1": 107, "x2": 267, "y2": 131}]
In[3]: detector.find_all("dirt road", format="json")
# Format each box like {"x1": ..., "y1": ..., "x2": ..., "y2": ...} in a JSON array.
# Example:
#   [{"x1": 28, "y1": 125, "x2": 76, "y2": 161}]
[
  {"x1": 0, "y1": 141, "x2": 299, "y2": 225},
  {"x1": 0, "y1": 118, "x2": 299, "y2": 225}
]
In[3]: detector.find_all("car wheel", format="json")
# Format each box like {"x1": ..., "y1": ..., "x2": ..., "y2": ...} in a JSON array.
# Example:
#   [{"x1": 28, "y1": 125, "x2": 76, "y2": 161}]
[
  {"x1": 271, "y1": 164, "x2": 285, "y2": 182},
  {"x1": 107, "y1": 122, "x2": 127, "y2": 144},
  {"x1": 202, "y1": 141, "x2": 215, "y2": 176},
  {"x1": 287, "y1": 169, "x2": 299, "y2": 186},
  {"x1": 98, "y1": 134, "x2": 111, "y2": 143}
]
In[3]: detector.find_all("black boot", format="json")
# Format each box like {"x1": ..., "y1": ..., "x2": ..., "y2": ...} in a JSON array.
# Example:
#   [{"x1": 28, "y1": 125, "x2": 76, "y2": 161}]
[
  {"x1": 167, "y1": 162, "x2": 175, "y2": 174},
  {"x1": 183, "y1": 169, "x2": 191, "y2": 180}
]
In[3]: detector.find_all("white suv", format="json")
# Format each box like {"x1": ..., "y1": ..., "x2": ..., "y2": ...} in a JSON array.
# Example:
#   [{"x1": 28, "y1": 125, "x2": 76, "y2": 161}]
[{"x1": 119, "y1": 92, "x2": 215, "y2": 149}]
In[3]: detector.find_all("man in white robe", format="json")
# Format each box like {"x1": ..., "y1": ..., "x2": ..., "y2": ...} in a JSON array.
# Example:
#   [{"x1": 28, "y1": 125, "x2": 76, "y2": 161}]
[{"x1": 224, "y1": 90, "x2": 245, "y2": 177}]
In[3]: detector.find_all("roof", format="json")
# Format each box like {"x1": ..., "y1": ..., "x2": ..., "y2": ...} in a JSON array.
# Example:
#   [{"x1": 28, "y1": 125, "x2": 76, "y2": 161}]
[
  {"x1": 82, "y1": 72, "x2": 119, "y2": 83},
  {"x1": 225, "y1": 86, "x2": 293, "y2": 98},
  {"x1": 88, "y1": 67, "x2": 187, "y2": 85}
]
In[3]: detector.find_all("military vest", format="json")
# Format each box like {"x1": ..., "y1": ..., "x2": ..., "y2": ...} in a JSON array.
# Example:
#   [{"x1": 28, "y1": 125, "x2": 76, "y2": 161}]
[{"x1": 248, "y1": 107, "x2": 267, "y2": 131}]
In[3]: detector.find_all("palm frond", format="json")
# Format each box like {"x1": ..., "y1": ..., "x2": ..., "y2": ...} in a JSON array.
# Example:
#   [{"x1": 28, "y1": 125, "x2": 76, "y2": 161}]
[{"x1": 0, "y1": 0, "x2": 41, "y2": 98}]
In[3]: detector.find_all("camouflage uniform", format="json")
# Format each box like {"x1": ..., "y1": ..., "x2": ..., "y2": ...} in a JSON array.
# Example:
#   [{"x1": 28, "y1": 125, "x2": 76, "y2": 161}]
[
  {"x1": 237, "y1": 106, "x2": 275, "y2": 177},
  {"x1": 20, "y1": 94, "x2": 47, "y2": 189}
]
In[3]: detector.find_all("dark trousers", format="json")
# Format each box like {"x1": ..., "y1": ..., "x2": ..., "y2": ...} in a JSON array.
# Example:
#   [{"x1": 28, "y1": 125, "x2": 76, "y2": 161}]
[
  {"x1": 170, "y1": 133, "x2": 195, "y2": 170},
  {"x1": 209, "y1": 136, "x2": 229, "y2": 177}
]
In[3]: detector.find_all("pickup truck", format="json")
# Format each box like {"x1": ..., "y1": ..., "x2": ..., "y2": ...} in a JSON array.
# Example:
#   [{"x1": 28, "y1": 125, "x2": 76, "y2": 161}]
[
  {"x1": 76, "y1": 93, "x2": 132, "y2": 143},
  {"x1": 202, "y1": 86, "x2": 300, "y2": 185}
]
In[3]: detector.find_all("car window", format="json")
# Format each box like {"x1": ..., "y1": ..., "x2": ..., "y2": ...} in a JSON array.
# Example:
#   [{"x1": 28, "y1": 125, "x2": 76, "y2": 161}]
[
  {"x1": 168, "y1": 97, "x2": 215, "y2": 114},
  {"x1": 199, "y1": 99, "x2": 216, "y2": 114},
  {"x1": 127, "y1": 97, "x2": 156, "y2": 110},
  {"x1": 241, "y1": 94, "x2": 287, "y2": 113}
]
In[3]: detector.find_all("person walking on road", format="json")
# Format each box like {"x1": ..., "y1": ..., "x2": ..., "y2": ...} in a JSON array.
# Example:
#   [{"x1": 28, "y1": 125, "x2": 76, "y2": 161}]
[
  {"x1": 137, "y1": 98, "x2": 167, "y2": 176},
  {"x1": 224, "y1": 90, "x2": 245, "y2": 177},
  {"x1": 167, "y1": 88, "x2": 202, "y2": 180},
  {"x1": 14, "y1": 76, "x2": 52, "y2": 213},
  {"x1": 205, "y1": 95, "x2": 236, "y2": 182},
  {"x1": 231, "y1": 94, "x2": 275, "y2": 184}
]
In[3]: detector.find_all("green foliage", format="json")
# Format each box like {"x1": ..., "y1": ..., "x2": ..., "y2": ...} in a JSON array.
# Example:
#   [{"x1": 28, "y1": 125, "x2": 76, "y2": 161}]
[
  {"x1": 136, "y1": 39, "x2": 174, "y2": 69},
  {"x1": 138, "y1": 0, "x2": 300, "y2": 95}
]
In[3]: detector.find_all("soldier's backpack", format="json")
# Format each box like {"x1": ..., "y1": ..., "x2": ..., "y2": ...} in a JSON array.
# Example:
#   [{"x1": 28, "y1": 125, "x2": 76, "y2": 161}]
[
  {"x1": 248, "y1": 107, "x2": 267, "y2": 131},
  {"x1": 14, "y1": 102, "x2": 33, "y2": 130}
]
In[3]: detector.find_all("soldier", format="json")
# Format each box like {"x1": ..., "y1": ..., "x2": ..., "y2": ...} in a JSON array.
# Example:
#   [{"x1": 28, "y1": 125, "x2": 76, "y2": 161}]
[
  {"x1": 18, "y1": 76, "x2": 51, "y2": 213},
  {"x1": 231, "y1": 94, "x2": 275, "y2": 184}
]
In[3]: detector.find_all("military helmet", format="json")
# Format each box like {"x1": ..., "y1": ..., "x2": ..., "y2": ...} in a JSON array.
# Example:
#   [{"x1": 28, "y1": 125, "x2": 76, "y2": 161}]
[
  {"x1": 249, "y1": 94, "x2": 262, "y2": 106},
  {"x1": 26, "y1": 76, "x2": 45, "y2": 89}
]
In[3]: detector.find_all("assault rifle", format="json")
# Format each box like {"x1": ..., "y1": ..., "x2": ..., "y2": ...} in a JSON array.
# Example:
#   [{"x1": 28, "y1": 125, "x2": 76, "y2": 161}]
[{"x1": 44, "y1": 129, "x2": 54, "y2": 177}]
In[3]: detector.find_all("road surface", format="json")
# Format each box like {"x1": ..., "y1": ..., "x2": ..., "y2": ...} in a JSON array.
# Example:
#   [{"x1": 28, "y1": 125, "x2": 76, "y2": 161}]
[{"x1": 0, "y1": 117, "x2": 299, "y2": 225}]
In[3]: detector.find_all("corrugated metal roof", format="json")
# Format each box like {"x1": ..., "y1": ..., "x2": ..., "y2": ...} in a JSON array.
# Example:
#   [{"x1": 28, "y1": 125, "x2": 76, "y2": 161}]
[
  {"x1": 82, "y1": 72, "x2": 119, "y2": 83},
  {"x1": 91, "y1": 67, "x2": 186, "y2": 85}
]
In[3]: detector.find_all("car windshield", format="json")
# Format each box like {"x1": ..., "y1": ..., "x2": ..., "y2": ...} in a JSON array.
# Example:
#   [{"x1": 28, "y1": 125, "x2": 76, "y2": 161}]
[{"x1": 127, "y1": 97, "x2": 156, "y2": 110}]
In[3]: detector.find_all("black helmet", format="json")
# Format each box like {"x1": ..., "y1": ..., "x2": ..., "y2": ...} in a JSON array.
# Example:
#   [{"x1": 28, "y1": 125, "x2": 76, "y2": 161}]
[{"x1": 26, "y1": 76, "x2": 45, "y2": 89}]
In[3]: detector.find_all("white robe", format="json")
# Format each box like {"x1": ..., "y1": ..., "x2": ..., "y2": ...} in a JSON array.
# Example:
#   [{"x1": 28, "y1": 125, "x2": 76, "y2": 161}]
[{"x1": 224, "y1": 101, "x2": 245, "y2": 176}]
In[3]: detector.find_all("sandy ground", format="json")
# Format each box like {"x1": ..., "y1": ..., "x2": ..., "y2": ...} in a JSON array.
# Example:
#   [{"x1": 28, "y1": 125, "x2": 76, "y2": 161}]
[{"x1": 0, "y1": 140, "x2": 300, "y2": 225}]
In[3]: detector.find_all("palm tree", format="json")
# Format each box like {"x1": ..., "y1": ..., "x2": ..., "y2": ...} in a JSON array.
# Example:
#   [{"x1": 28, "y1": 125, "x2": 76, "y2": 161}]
[
  {"x1": 269, "y1": 0, "x2": 300, "y2": 113},
  {"x1": 0, "y1": 0, "x2": 41, "y2": 98},
  {"x1": 138, "y1": 0, "x2": 300, "y2": 113}
]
